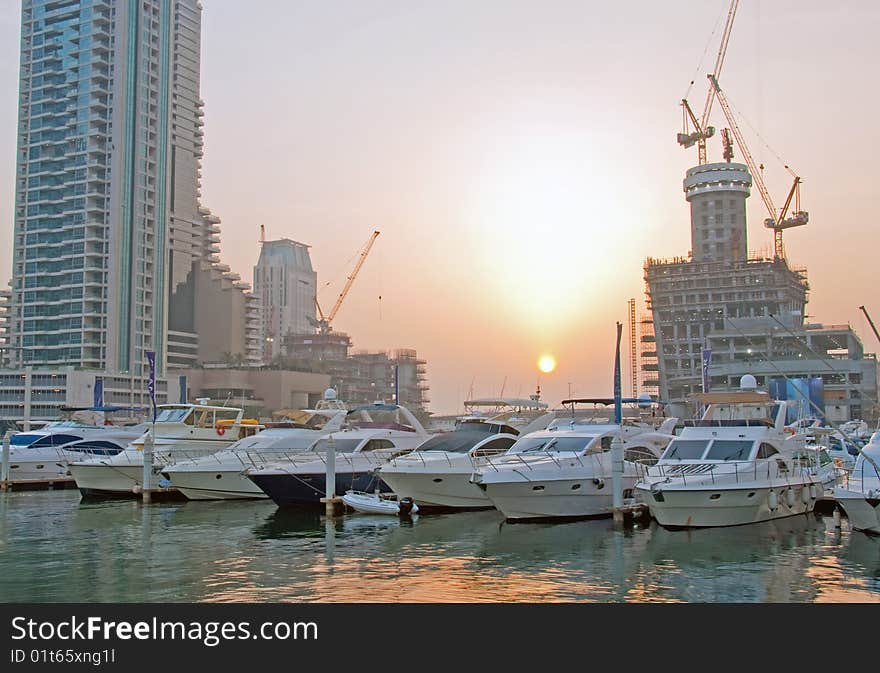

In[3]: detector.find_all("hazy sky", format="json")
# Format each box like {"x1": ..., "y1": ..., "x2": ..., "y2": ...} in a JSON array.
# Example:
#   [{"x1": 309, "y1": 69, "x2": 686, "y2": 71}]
[{"x1": 1, "y1": 1, "x2": 878, "y2": 414}]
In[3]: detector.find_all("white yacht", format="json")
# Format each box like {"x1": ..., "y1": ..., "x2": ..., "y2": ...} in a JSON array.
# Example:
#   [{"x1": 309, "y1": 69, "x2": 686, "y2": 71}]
[
  {"x1": 162, "y1": 406, "x2": 346, "y2": 500},
  {"x1": 68, "y1": 403, "x2": 256, "y2": 498},
  {"x1": 4, "y1": 407, "x2": 147, "y2": 481},
  {"x1": 832, "y1": 431, "x2": 880, "y2": 534},
  {"x1": 470, "y1": 417, "x2": 678, "y2": 521},
  {"x1": 378, "y1": 419, "x2": 521, "y2": 510},
  {"x1": 246, "y1": 403, "x2": 430, "y2": 507},
  {"x1": 634, "y1": 381, "x2": 837, "y2": 529}
]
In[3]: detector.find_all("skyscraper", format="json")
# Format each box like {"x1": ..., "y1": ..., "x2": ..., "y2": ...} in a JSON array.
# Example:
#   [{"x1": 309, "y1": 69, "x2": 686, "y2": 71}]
[
  {"x1": 6, "y1": 0, "x2": 213, "y2": 377},
  {"x1": 254, "y1": 239, "x2": 317, "y2": 361}
]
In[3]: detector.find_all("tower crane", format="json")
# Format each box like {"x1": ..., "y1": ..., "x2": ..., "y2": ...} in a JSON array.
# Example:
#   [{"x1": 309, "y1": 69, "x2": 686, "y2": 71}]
[
  {"x1": 708, "y1": 74, "x2": 808, "y2": 261},
  {"x1": 677, "y1": 0, "x2": 740, "y2": 164},
  {"x1": 859, "y1": 306, "x2": 880, "y2": 347},
  {"x1": 312, "y1": 230, "x2": 380, "y2": 335}
]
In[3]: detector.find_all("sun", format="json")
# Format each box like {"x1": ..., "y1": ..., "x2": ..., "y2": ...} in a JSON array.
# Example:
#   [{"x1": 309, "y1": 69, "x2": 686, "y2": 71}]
[{"x1": 537, "y1": 354, "x2": 557, "y2": 374}]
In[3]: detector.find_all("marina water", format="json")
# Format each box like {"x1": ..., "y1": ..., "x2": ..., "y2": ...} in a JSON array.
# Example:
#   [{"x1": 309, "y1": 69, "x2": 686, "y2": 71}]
[{"x1": 1, "y1": 491, "x2": 878, "y2": 603}]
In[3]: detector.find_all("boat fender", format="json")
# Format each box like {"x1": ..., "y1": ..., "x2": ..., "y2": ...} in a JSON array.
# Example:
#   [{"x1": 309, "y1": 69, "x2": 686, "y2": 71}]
[
  {"x1": 398, "y1": 497, "x2": 416, "y2": 516},
  {"x1": 768, "y1": 490, "x2": 778, "y2": 511},
  {"x1": 809, "y1": 484, "x2": 819, "y2": 500},
  {"x1": 786, "y1": 488, "x2": 796, "y2": 508},
  {"x1": 216, "y1": 424, "x2": 226, "y2": 437},
  {"x1": 801, "y1": 486, "x2": 811, "y2": 505},
  {"x1": 593, "y1": 478, "x2": 605, "y2": 490}
]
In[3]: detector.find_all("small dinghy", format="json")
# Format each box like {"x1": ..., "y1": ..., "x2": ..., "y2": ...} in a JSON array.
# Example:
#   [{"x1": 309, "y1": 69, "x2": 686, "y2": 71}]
[{"x1": 342, "y1": 490, "x2": 418, "y2": 516}]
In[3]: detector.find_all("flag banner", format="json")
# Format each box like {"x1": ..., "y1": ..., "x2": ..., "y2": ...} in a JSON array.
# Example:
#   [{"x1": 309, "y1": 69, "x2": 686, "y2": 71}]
[
  {"x1": 93, "y1": 377, "x2": 104, "y2": 408},
  {"x1": 701, "y1": 348, "x2": 712, "y2": 393},
  {"x1": 613, "y1": 322, "x2": 623, "y2": 424},
  {"x1": 146, "y1": 351, "x2": 156, "y2": 422}
]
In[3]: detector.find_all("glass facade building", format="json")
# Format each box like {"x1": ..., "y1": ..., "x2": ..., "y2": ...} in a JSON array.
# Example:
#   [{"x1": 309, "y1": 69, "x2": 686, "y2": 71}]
[{"x1": 7, "y1": 0, "x2": 211, "y2": 377}]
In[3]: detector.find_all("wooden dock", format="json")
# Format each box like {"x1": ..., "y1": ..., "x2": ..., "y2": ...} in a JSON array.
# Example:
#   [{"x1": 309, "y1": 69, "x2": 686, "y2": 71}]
[{"x1": 1, "y1": 477, "x2": 77, "y2": 492}]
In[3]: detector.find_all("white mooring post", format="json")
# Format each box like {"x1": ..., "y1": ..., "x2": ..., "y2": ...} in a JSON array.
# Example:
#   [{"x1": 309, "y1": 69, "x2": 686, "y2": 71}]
[
  {"x1": 322, "y1": 433, "x2": 338, "y2": 517},
  {"x1": 142, "y1": 428, "x2": 153, "y2": 504},
  {"x1": 611, "y1": 433, "x2": 624, "y2": 525},
  {"x1": 1, "y1": 431, "x2": 12, "y2": 490}
]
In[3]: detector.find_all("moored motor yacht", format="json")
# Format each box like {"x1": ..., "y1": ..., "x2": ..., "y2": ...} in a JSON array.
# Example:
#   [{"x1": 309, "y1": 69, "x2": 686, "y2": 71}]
[
  {"x1": 246, "y1": 403, "x2": 430, "y2": 507},
  {"x1": 832, "y1": 431, "x2": 880, "y2": 534},
  {"x1": 378, "y1": 419, "x2": 521, "y2": 510},
  {"x1": 5, "y1": 407, "x2": 147, "y2": 481},
  {"x1": 470, "y1": 417, "x2": 678, "y2": 521},
  {"x1": 162, "y1": 406, "x2": 347, "y2": 500},
  {"x1": 634, "y1": 381, "x2": 837, "y2": 529},
  {"x1": 68, "y1": 403, "x2": 257, "y2": 498}
]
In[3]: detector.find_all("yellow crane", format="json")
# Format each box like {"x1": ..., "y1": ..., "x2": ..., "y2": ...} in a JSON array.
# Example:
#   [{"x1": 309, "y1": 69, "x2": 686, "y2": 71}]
[
  {"x1": 677, "y1": 0, "x2": 740, "y2": 164},
  {"x1": 708, "y1": 74, "x2": 808, "y2": 261},
  {"x1": 313, "y1": 230, "x2": 380, "y2": 334}
]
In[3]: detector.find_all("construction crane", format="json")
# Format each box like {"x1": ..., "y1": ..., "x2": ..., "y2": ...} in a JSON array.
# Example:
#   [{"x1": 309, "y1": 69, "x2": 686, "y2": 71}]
[
  {"x1": 859, "y1": 306, "x2": 880, "y2": 347},
  {"x1": 708, "y1": 74, "x2": 809, "y2": 260},
  {"x1": 312, "y1": 230, "x2": 380, "y2": 334},
  {"x1": 677, "y1": 0, "x2": 740, "y2": 164}
]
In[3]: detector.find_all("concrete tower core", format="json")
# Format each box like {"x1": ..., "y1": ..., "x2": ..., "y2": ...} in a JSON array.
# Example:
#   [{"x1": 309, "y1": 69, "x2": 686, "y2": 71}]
[{"x1": 684, "y1": 162, "x2": 752, "y2": 263}]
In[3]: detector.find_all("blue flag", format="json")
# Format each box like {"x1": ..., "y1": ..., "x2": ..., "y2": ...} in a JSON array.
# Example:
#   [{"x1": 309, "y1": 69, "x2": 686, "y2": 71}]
[{"x1": 146, "y1": 350, "x2": 156, "y2": 422}]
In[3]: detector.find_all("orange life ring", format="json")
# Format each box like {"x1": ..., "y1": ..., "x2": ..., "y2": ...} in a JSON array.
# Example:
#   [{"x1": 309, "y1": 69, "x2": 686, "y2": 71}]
[
  {"x1": 784, "y1": 427, "x2": 796, "y2": 435},
  {"x1": 216, "y1": 425, "x2": 226, "y2": 436}
]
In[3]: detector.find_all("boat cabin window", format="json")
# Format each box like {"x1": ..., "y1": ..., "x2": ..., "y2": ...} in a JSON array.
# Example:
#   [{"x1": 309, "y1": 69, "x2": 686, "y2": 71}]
[
  {"x1": 31, "y1": 433, "x2": 83, "y2": 447},
  {"x1": 311, "y1": 438, "x2": 363, "y2": 453},
  {"x1": 10, "y1": 434, "x2": 41, "y2": 446},
  {"x1": 705, "y1": 440, "x2": 754, "y2": 461},
  {"x1": 661, "y1": 439, "x2": 710, "y2": 460},
  {"x1": 156, "y1": 408, "x2": 191, "y2": 424},
  {"x1": 417, "y1": 431, "x2": 497, "y2": 454},
  {"x1": 478, "y1": 437, "x2": 517, "y2": 453},
  {"x1": 362, "y1": 439, "x2": 396, "y2": 452},
  {"x1": 818, "y1": 449, "x2": 832, "y2": 467},
  {"x1": 756, "y1": 443, "x2": 780, "y2": 459},
  {"x1": 625, "y1": 447, "x2": 659, "y2": 465}
]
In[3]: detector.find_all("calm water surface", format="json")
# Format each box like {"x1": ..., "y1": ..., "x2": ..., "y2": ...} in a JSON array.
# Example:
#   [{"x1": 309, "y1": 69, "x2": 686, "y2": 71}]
[{"x1": 1, "y1": 490, "x2": 878, "y2": 602}]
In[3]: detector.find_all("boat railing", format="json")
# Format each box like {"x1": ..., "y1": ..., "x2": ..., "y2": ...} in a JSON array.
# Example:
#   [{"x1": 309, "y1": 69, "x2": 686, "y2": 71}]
[
  {"x1": 479, "y1": 450, "x2": 598, "y2": 473},
  {"x1": 634, "y1": 458, "x2": 821, "y2": 487},
  {"x1": 469, "y1": 445, "x2": 515, "y2": 468}
]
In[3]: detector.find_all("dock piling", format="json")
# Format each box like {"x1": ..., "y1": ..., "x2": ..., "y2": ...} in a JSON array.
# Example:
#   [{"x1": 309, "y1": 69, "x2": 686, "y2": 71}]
[
  {"x1": 320, "y1": 433, "x2": 342, "y2": 517},
  {"x1": 611, "y1": 434, "x2": 624, "y2": 525},
  {"x1": 1, "y1": 431, "x2": 11, "y2": 491},
  {"x1": 142, "y1": 428, "x2": 153, "y2": 505}
]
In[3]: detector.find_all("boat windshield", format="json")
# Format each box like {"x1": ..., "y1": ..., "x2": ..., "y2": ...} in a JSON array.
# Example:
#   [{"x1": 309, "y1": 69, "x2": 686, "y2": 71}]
[
  {"x1": 661, "y1": 439, "x2": 710, "y2": 460},
  {"x1": 416, "y1": 431, "x2": 490, "y2": 454},
  {"x1": 705, "y1": 440, "x2": 754, "y2": 461},
  {"x1": 155, "y1": 408, "x2": 191, "y2": 424},
  {"x1": 310, "y1": 438, "x2": 364, "y2": 454},
  {"x1": 513, "y1": 436, "x2": 592, "y2": 455}
]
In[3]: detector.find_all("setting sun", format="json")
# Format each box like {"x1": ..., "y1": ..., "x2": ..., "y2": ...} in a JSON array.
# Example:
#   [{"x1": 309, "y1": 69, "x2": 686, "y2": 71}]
[{"x1": 537, "y1": 354, "x2": 557, "y2": 374}]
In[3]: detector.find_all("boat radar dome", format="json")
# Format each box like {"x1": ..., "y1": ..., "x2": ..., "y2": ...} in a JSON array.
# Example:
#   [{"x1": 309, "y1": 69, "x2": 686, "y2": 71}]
[
  {"x1": 637, "y1": 393, "x2": 653, "y2": 408},
  {"x1": 739, "y1": 374, "x2": 758, "y2": 391},
  {"x1": 323, "y1": 388, "x2": 337, "y2": 401}
]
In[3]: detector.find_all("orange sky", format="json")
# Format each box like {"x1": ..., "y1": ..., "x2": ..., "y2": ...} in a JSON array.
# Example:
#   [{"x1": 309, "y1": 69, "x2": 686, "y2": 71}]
[{"x1": 1, "y1": 1, "x2": 877, "y2": 414}]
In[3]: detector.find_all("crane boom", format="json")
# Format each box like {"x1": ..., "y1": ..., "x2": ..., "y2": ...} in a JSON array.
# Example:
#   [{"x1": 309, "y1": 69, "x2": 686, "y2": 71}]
[
  {"x1": 708, "y1": 75, "x2": 808, "y2": 260},
  {"x1": 678, "y1": 0, "x2": 739, "y2": 164},
  {"x1": 700, "y1": 0, "x2": 739, "y2": 144},
  {"x1": 326, "y1": 230, "x2": 380, "y2": 325},
  {"x1": 859, "y1": 306, "x2": 880, "y2": 347},
  {"x1": 708, "y1": 75, "x2": 777, "y2": 219}
]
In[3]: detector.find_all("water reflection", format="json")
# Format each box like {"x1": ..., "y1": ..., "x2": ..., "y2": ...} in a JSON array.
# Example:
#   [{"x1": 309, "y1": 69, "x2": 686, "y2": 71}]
[{"x1": 0, "y1": 491, "x2": 878, "y2": 603}]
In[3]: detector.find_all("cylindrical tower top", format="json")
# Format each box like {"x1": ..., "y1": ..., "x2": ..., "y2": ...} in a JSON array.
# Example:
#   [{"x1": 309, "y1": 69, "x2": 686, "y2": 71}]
[{"x1": 684, "y1": 162, "x2": 752, "y2": 201}]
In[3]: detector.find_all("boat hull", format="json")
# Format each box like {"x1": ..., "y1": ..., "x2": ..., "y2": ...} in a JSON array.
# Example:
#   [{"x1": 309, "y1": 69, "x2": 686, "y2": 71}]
[
  {"x1": 248, "y1": 471, "x2": 390, "y2": 507},
  {"x1": 164, "y1": 466, "x2": 268, "y2": 500},
  {"x1": 481, "y1": 475, "x2": 637, "y2": 521},
  {"x1": 635, "y1": 482, "x2": 820, "y2": 529},
  {"x1": 378, "y1": 469, "x2": 492, "y2": 510},
  {"x1": 5, "y1": 456, "x2": 68, "y2": 482},
  {"x1": 833, "y1": 489, "x2": 880, "y2": 534}
]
